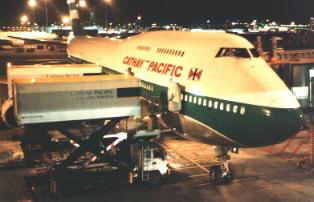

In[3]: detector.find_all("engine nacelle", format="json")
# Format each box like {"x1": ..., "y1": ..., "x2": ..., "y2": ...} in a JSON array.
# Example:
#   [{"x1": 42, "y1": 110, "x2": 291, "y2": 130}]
[
  {"x1": 1, "y1": 99, "x2": 21, "y2": 129},
  {"x1": 11, "y1": 40, "x2": 24, "y2": 47}
]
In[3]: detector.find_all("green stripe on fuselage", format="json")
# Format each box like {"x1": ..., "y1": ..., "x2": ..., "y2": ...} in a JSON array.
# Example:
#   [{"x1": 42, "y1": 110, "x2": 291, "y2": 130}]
[{"x1": 140, "y1": 80, "x2": 303, "y2": 147}]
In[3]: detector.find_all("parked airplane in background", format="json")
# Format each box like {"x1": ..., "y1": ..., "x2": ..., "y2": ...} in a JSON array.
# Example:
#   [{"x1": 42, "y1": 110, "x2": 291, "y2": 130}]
[
  {"x1": 0, "y1": 31, "x2": 59, "y2": 47},
  {"x1": 64, "y1": 0, "x2": 304, "y2": 184}
]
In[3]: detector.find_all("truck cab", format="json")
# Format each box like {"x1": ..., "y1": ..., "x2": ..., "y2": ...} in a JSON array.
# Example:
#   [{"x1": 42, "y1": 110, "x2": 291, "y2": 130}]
[{"x1": 131, "y1": 140, "x2": 169, "y2": 185}]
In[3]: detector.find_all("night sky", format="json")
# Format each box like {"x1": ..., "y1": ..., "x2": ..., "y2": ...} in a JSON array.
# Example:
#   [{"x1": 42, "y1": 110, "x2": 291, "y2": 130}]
[{"x1": 0, "y1": 0, "x2": 314, "y2": 27}]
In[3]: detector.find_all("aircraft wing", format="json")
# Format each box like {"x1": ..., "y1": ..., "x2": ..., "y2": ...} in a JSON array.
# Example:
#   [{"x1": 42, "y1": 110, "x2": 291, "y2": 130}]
[
  {"x1": 0, "y1": 31, "x2": 66, "y2": 47},
  {"x1": 7, "y1": 35, "x2": 67, "y2": 47}
]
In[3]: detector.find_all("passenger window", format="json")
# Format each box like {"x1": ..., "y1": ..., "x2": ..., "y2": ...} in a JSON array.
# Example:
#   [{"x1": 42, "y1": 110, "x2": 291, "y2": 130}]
[
  {"x1": 220, "y1": 103, "x2": 224, "y2": 110},
  {"x1": 198, "y1": 98, "x2": 202, "y2": 105},
  {"x1": 214, "y1": 101, "x2": 218, "y2": 109},
  {"x1": 193, "y1": 97, "x2": 197, "y2": 104},
  {"x1": 233, "y1": 105, "x2": 238, "y2": 113},
  {"x1": 185, "y1": 95, "x2": 188, "y2": 101},
  {"x1": 189, "y1": 96, "x2": 192, "y2": 103},
  {"x1": 240, "y1": 107, "x2": 246, "y2": 115},
  {"x1": 226, "y1": 104, "x2": 231, "y2": 112},
  {"x1": 208, "y1": 100, "x2": 213, "y2": 107},
  {"x1": 203, "y1": 99, "x2": 207, "y2": 106}
]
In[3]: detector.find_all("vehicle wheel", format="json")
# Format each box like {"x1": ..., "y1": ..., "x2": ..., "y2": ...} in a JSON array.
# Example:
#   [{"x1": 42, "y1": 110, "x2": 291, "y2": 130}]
[
  {"x1": 147, "y1": 172, "x2": 161, "y2": 186},
  {"x1": 209, "y1": 165, "x2": 234, "y2": 185}
]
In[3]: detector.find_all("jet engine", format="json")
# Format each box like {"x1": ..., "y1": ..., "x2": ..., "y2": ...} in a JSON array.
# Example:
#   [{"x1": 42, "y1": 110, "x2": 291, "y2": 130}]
[
  {"x1": 1, "y1": 99, "x2": 20, "y2": 128},
  {"x1": 11, "y1": 40, "x2": 24, "y2": 47}
]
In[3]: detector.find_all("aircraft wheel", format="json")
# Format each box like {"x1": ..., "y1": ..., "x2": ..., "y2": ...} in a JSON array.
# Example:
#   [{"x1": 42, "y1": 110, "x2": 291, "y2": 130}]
[
  {"x1": 222, "y1": 168, "x2": 234, "y2": 184},
  {"x1": 209, "y1": 165, "x2": 234, "y2": 185}
]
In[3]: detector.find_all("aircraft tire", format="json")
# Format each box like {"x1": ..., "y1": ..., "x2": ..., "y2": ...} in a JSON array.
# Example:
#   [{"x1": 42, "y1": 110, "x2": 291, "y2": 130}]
[{"x1": 209, "y1": 165, "x2": 234, "y2": 185}]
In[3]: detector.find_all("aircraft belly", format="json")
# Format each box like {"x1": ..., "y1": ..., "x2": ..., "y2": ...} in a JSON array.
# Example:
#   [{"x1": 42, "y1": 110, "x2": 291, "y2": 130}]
[{"x1": 161, "y1": 112, "x2": 243, "y2": 147}]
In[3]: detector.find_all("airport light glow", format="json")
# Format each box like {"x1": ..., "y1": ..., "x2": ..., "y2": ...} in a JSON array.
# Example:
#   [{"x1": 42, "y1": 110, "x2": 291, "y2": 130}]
[
  {"x1": 20, "y1": 16, "x2": 28, "y2": 24},
  {"x1": 62, "y1": 16, "x2": 70, "y2": 24},
  {"x1": 28, "y1": 0, "x2": 36, "y2": 7},
  {"x1": 79, "y1": 0, "x2": 87, "y2": 7}
]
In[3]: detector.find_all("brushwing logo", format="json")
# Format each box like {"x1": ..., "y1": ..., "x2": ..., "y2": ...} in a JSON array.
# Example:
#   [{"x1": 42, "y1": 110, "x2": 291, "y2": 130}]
[{"x1": 188, "y1": 68, "x2": 203, "y2": 81}]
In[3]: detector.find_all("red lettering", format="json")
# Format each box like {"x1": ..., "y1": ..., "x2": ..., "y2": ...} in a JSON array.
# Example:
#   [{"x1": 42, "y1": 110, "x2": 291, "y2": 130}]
[
  {"x1": 147, "y1": 61, "x2": 155, "y2": 71},
  {"x1": 131, "y1": 58, "x2": 137, "y2": 67},
  {"x1": 157, "y1": 63, "x2": 164, "y2": 73},
  {"x1": 174, "y1": 66, "x2": 183, "y2": 77},
  {"x1": 164, "y1": 64, "x2": 172, "y2": 75},
  {"x1": 138, "y1": 59, "x2": 145, "y2": 68},
  {"x1": 123, "y1": 56, "x2": 129, "y2": 65},
  {"x1": 146, "y1": 60, "x2": 183, "y2": 78},
  {"x1": 170, "y1": 65, "x2": 176, "y2": 76},
  {"x1": 152, "y1": 62, "x2": 158, "y2": 72},
  {"x1": 162, "y1": 64, "x2": 168, "y2": 74}
]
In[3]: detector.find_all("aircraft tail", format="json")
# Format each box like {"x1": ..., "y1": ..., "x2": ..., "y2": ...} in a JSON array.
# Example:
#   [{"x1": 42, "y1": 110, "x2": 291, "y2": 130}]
[{"x1": 68, "y1": 0, "x2": 84, "y2": 36}]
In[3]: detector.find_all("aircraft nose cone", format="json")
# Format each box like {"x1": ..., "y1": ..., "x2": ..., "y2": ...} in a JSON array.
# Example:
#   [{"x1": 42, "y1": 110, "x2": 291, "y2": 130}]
[
  {"x1": 261, "y1": 107, "x2": 304, "y2": 146},
  {"x1": 225, "y1": 106, "x2": 304, "y2": 147}
]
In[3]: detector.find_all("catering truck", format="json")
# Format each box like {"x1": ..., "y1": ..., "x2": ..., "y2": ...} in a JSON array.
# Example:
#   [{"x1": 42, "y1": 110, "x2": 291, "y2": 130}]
[
  {"x1": 11, "y1": 74, "x2": 141, "y2": 125},
  {"x1": 2, "y1": 63, "x2": 105, "y2": 128}
]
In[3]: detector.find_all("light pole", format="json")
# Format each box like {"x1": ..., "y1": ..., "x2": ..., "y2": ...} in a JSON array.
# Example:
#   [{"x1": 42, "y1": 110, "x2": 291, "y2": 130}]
[
  {"x1": 44, "y1": 0, "x2": 49, "y2": 28},
  {"x1": 104, "y1": 0, "x2": 111, "y2": 30},
  {"x1": 79, "y1": 0, "x2": 87, "y2": 26},
  {"x1": 29, "y1": 0, "x2": 36, "y2": 27}
]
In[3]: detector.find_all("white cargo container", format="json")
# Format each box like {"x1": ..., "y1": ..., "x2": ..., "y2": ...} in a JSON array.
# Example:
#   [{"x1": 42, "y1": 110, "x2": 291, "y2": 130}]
[
  {"x1": 12, "y1": 75, "x2": 141, "y2": 125},
  {"x1": 7, "y1": 63, "x2": 103, "y2": 98},
  {"x1": 2, "y1": 63, "x2": 104, "y2": 128}
]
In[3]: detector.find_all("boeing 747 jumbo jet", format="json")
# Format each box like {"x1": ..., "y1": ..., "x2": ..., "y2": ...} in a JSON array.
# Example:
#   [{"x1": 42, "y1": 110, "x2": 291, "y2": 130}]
[{"x1": 66, "y1": 0, "x2": 303, "y2": 184}]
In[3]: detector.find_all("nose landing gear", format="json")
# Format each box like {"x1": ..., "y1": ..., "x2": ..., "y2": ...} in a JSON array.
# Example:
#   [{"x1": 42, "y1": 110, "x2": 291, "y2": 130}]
[{"x1": 209, "y1": 146, "x2": 236, "y2": 184}]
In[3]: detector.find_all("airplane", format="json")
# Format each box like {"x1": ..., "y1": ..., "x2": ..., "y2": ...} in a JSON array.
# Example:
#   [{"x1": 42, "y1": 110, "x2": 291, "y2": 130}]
[
  {"x1": 43, "y1": 0, "x2": 305, "y2": 184},
  {"x1": 0, "y1": 31, "x2": 62, "y2": 47}
]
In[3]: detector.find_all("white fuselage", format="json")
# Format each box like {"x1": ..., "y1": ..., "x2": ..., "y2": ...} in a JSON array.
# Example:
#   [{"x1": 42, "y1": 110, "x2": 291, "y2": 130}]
[{"x1": 68, "y1": 31, "x2": 299, "y2": 109}]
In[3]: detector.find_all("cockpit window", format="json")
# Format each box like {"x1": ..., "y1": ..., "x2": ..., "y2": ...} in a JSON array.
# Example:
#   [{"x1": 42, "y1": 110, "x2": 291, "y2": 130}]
[
  {"x1": 250, "y1": 48, "x2": 260, "y2": 57},
  {"x1": 216, "y1": 48, "x2": 250, "y2": 58}
]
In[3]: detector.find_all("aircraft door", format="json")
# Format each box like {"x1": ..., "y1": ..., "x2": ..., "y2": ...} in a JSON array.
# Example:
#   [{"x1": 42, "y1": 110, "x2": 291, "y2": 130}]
[{"x1": 168, "y1": 80, "x2": 182, "y2": 112}]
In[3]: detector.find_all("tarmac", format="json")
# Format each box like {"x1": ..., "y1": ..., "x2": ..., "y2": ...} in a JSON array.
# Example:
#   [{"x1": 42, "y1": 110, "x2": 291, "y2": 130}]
[{"x1": 0, "y1": 128, "x2": 313, "y2": 202}]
